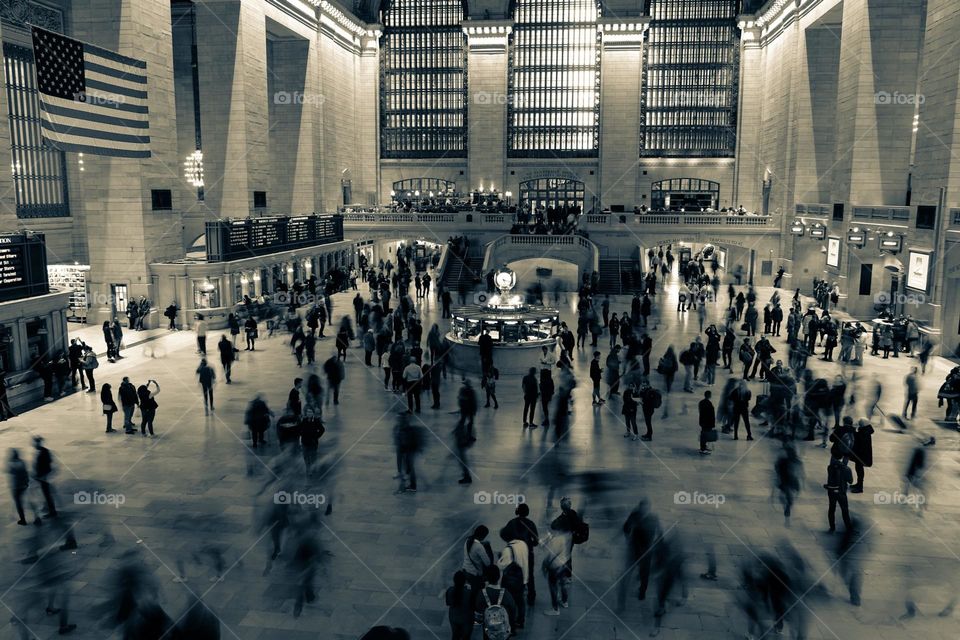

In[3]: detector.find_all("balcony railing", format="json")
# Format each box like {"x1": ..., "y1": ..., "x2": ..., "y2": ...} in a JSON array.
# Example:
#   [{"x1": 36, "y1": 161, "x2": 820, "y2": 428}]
[{"x1": 340, "y1": 211, "x2": 774, "y2": 230}]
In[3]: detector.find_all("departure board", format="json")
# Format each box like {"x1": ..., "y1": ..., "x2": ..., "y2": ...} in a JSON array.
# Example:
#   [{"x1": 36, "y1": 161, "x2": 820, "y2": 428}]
[
  {"x1": 205, "y1": 215, "x2": 344, "y2": 262},
  {"x1": 0, "y1": 233, "x2": 49, "y2": 302}
]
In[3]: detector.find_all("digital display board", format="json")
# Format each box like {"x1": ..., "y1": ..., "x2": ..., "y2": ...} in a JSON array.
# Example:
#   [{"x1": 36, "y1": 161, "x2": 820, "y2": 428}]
[
  {"x1": 205, "y1": 214, "x2": 344, "y2": 262},
  {"x1": 287, "y1": 216, "x2": 311, "y2": 244},
  {"x1": 0, "y1": 233, "x2": 49, "y2": 302}
]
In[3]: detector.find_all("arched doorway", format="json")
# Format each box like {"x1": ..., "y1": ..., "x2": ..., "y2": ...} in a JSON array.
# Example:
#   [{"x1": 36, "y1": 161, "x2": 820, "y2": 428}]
[
  {"x1": 651, "y1": 178, "x2": 720, "y2": 211},
  {"x1": 519, "y1": 178, "x2": 585, "y2": 213}
]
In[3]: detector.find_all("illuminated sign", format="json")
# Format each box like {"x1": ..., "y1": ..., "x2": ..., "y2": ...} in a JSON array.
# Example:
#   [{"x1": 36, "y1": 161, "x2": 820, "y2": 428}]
[
  {"x1": 879, "y1": 232, "x2": 903, "y2": 252},
  {"x1": 846, "y1": 228, "x2": 865, "y2": 247},
  {"x1": 809, "y1": 224, "x2": 826, "y2": 239}
]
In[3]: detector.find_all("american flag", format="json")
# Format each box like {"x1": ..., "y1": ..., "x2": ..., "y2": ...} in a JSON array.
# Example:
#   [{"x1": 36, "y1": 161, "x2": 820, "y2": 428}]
[{"x1": 31, "y1": 27, "x2": 151, "y2": 158}]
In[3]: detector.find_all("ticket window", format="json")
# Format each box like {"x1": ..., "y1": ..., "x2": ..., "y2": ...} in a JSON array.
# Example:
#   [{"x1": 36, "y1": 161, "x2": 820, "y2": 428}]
[
  {"x1": 26, "y1": 319, "x2": 49, "y2": 367},
  {"x1": 193, "y1": 279, "x2": 220, "y2": 310},
  {"x1": 0, "y1": 325, "x2": 12, "y2": 372}
]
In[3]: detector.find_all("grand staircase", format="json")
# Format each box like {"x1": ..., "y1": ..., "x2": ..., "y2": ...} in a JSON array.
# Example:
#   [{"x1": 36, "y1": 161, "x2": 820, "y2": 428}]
[
  {"x1": 597, "y1": 258, "x2": 624, "y2": 294},
  {"x1": 442, "y1": 253, "x2": 484, "y2": 294}
]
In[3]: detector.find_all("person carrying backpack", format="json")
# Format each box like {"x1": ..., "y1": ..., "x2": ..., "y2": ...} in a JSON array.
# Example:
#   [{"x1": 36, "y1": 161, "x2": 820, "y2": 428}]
[
  {"x1": 824, "y1": 454, "x2": 854, "y2": 532},
  {"x1": 473, "y1": 565, "x2": 517, "y2": 640},
  {"x1": 497, "y1": 539, "x2": 529, "y2": 629}
]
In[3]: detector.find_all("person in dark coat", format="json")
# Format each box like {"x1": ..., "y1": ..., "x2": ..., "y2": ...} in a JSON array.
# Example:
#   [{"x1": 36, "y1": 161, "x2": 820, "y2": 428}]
[
  {"x1": 698, "y1": 390, "x2": 715, "y2": 454},
  {"x1": 850, "y1": 418, "x2": 874, "y2": 493},
  {"x1": 32, "y1": 436, "x2": 57, "y2": 518},
  {"x1": 245, "y1": 395, "x2": 272, "y2": 447},
  {"x1": 118, "y1": 377, "x2": 139, "y2": 433},
  {"x1": 101, "y1": 383, "x2": 118, "y2": 433},
  {"x1": 218, "y1": 335, "x2": 235, "y2": 383},
  {"x1": 522, "y1": 368, "x2": 539, "y2": 428}
]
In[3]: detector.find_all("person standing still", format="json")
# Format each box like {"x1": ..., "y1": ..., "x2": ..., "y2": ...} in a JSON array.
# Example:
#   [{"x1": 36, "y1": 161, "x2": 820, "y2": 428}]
[
  {"x1": 197, "y1": 359, "x2": 216, "y2": 414},
  {"x1": 195, "y1": 314, "x2": 208, "y2": 355},
  {"x1": 824, "y1": 454, "x2": 853, "y2": 532},
  {"x1": 118, "y1": 377, "x2": 139, "y2": 433},
  {"x1": 100, "y1": 383, "x2": 118, "y2": 433},
  {"x1": 403, "y1": 358, "x2": 423, "y2": 413},
  {"x1": 522, "y1": 368, "x2": 539, "y2": 428},
  {"x1": 245, "y1": 316, "x2": 259, "y2": 350},
  {"x1": 590, "y1": 352, "x2": 604, "y2": 406},
  {"x1": 698, "y1": 390, "x2": 715, "y2": 455},
  {"x1": 111, "y1": 320, "x2": 124, "y2": 359}
]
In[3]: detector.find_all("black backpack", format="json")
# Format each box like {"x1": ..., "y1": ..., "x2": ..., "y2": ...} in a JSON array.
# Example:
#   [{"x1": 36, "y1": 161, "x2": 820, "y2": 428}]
[
  {"x1": 501, "y1": 546, "x2": 525, "y2": 593},
  {"x1": 572, "y1": 520, "x2": 590, "y2": 545}
]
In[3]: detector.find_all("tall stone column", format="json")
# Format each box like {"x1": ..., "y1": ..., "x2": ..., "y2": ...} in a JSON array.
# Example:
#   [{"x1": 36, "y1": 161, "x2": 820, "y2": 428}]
[
  {"x1": 912, "y1": 0, "x2": 960, "y2": 206},
  {"x1": 268, "y1": 38, "x2": 315, "y2": 215},
  {"x1": 465, "y1": 22, "x2": 512, "y2": 195},
  {"x1": 830, "y1": 0, "x2": 925, "y2": 207},
  {"x1": 598, "y1": 19, "x2": 648, "y2": 210},
  {"x1": 72, "y1": 0, "x2": 182, "y2": 326},
  {"x1": 732, "y1": 22, "x2": 763, "y2": 213},
  {"x1": 355, "y1": 31, "x2": 381, "y2": 206},
  {"x1": 195, "y1": 0, "x2": 269, "y2": 218},
  {"x1": 792, "y1": 25, "x2": 842, "y2": 206}
]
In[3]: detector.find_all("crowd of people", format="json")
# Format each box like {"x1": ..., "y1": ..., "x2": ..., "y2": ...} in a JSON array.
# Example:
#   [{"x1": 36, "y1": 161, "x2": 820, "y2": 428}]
[{"x1": 4, "y1": 236, "x2": 954, "y2": 640}]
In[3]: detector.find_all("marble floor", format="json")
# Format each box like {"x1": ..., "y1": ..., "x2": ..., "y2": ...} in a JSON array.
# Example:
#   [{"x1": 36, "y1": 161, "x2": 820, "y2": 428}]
[{"x1": 1, "y1": 280, "x2": 958, "y2": 640}]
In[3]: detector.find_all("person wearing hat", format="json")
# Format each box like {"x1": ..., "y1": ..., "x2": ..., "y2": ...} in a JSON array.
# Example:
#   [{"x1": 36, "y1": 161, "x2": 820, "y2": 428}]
[{"x1": 850, "y1": 419, "x2": 874, "y2": 493}]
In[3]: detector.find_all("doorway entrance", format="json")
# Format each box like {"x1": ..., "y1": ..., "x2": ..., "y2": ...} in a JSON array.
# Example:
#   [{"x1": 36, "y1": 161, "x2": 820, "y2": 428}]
[
  {"x1": 519, "y1": 178, "x2": 586, "y2": 213},
  {"x1": 111, "y1": 284, "x2": 128, "y2": 321}
]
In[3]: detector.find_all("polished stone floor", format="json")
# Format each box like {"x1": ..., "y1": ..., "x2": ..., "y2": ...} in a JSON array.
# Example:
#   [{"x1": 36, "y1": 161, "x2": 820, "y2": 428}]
[{"x1": 1, "y1": 279, "x2": 959, "y2": 639}]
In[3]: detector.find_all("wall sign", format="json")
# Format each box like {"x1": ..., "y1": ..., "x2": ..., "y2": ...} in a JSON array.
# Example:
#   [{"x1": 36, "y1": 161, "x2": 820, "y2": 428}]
[
  {"x1": 0, "y1": 233, "x2": 49, "y2": 302},
  {"x1": 826, "y1": 237, "x2": 841, "y2": 269},
  {"x1": 906, "y1": 250, "x2": 932, "y2": 292}
]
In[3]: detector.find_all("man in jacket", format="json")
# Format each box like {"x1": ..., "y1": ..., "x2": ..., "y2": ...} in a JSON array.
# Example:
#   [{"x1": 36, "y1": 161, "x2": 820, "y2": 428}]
[
  {"x1": 824, "y1": 454, "x2": 853, "y2": 532},
  {"x1": 850, "y1": 419, "x2": 874, "y2": 493},
  {"x1": 218, "y1": 335, "x2": 235, "y2": 383},
  {"x1": 698, "y1": 391, "x2": 715, "y2": 455},
  {"x1": 750, "y1": 336, "x2": 776, "y2": 380},
  {"x1": 639, "y1": 383, "x2": 660, "y2": 441},
  {"x1": 722, "y1": 326, "x2": 736, "y2": 370},
  {"x1": 730, "y1": 380, "x2": 753, "y2": 440},
  {"x1": 522, "y1": 368, "x2": 539, "y2": 428},
  {"x1": 118, "y1": 377, "x2": 139, "y2": 433}
]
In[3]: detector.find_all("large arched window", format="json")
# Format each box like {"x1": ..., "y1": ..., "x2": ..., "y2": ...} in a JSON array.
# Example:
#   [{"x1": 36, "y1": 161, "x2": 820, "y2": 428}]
[
  {"x1": 640, "y1": 0, "x2": 740, "y2": 157},
  {"x1": 508, "y1": 0, "x2": 601, "y2": 158},
  {"x1": 380, "y1": 0, "x2": 467, "y2": 158}
]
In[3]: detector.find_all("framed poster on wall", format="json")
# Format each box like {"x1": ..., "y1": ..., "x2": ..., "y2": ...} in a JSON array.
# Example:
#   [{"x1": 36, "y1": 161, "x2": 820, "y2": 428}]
[
  {"x1": 826, "y1": 237, "x2": 841, "y2": 269},
  {"x1": 718, "y1": 248, "x2": 727, "y2": 269},
  {"x1": 906, "y1": 250, "x2": 932, "y2": 292}
]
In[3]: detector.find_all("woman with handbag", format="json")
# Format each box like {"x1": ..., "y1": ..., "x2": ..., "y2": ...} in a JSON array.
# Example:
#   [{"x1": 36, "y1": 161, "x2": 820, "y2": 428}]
[
  {"x1": 244, "y1": 316, "x2": 259, "y2": 351},
  {"x1": 101, "y1": 383, "x2": 118, "y2": 433}
]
